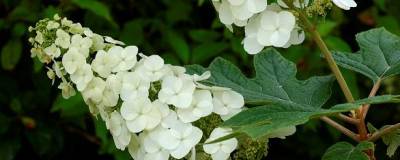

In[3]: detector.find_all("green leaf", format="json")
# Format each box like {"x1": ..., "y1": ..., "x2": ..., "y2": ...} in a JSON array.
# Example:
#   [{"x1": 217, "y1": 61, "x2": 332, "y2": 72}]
[
  {"x1": 0, "y1": 137, "x2": 20, "y2": 160},
  {"x1": 8, "y1": 4, "x2": 37, "y2": 22},
  {"x1": 192, "y1": 42, "x2": 228, "y2": 64},
  {"x1": 166, "y1": 31, "x2": 190, "y2": 63},
  {"x1": 318, "y1": 20, "x2": 338, "y2": 37},
  {"x1": 94, "y1": 118, "x2": 113, "y2": 154},
  {"x1": 26, "y1": 125, "x2": 63, "y2": 157},
  {"x1": 204, "y1": 132, "x2": 242, "y2": 144},
  {"x1": 376, "y1": 16, "x2": 400, "y2": 35},
  {"x1": 51, "y1": 93, "x2": 88, "y2": 118},
  {"x1": 356, "y1": 141, "x2": 375, "y2": 151},
  {"x1": 33, "y1": 58, "x2": 44, "y2": 73},
  {"x1": 367, "y1": 123, "x2": 378, "y2": 134},
  {"x1": 231, "y1": 37, "x2": 248, "y2": 61},
  {"x1": 197, "y1": 0, "x2": 206, "y2": 6},
  {"x1": 189, "y1": 29, "x2": 220, "y2": 43},
  {"x1": 222, "y1": 95, "x2": 399, "y2": 138},
  {"x1": 0, "y1": 114, "x2": 10, "y2": 134},
  {"x1": 382, "y1": 127, "x2": 400, "y2": 157},
  {"x1": 71, "y1": 0, "x2": 113, "y2": 22},
  {"x1": 120, "y1": 20, "x2": 144, "y2": 45},
  {"x1": 325, "y1": 36, "x2": 351, "y2": 52},
  {"x1": 332, "y1": 28, "x2": 400, "y2": 83},
  {"x1": 42, "y1": 5, "x2": 59, "y2": 19},
  {"x1": 113, "y1": 151, "x2": 131, "y2": 160},
  {"x1": 10, "y1": 98, "x2": 22, "y2": 114},
  {"x1": 164, "y1": 0, "x2": 192, "y2": 23},
  {"x1": 322, "y1": 141, "x2": 374, "y2": 160},
  {"x1": 1, "y1": 40, "x2": 22, "y2": 71},
  {"x1": 325, "y1": 36, "x2": 359, "y2": 98},
  {"x1": 12, "y1": 23, "x2": 26, "y2": 37},
  {"x1": 187, "y1": 48, "x2": 335, "y2": 107},
  {"x1": 0, "y1": 19, "x2": 5, "y2": 30},
  {"x1": 374, "y1": 0, "x2": 386, "y2": 10}
]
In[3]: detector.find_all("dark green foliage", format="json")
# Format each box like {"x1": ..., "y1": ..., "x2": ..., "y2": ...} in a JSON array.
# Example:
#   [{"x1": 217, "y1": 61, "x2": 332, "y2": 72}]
[
  {"x1": 322, "y1": 141, "x2": 374, "y2": 160},
  {"x1": 187, "y1": 48, "x2": 335, "y2": 107},
  {"x1": 332, "y1": 28, "x2": 400, "y2": 83}
]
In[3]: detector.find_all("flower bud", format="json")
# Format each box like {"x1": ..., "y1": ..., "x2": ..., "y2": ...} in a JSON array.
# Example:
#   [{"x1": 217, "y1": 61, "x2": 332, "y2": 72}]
[
  {"x1": 46, "y1": 21, "x2": 60, "y2": 30},
  {"x1": 58, "y1": 82, "x2": 76, "y2": 99},
  {"x1": 35, "y1": 31, "x2": 44, "y2": 44},
  {"x1": 53, "y1": 14, "x2": 61, "y2": 20},
  {"x1": 69, "y1": 23, "x2": 83, "y2": 34},
  {"x1": 47, "y1": 69, "x2": 55, "y2": 80},
  {"x1": 61, "y1": 17, "x2": 73, "y2": 27},
  {"x1": 28, "y1": 26, "x2": 34, "y2": 32}
]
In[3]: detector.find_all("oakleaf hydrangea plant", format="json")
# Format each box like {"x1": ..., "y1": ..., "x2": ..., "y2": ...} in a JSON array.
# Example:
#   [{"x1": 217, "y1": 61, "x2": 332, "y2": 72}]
[{"x1": 28, "y1": 0, "x2": 400, "y2": 159}]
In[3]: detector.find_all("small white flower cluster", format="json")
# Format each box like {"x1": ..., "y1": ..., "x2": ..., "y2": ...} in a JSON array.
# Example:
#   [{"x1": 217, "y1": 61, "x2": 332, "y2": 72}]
[
  {"x1": 29, "y1": 15, "x2": 245, "y2": 160},
  {"x1": 213, "y1": 0, "x2": 357, "y2": 55},
  {"x1": 212, "y1": 0, "x2": 306, "y2": 54}
]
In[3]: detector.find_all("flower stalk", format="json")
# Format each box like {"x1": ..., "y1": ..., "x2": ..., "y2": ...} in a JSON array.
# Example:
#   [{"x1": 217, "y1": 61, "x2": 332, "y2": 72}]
[
  {"x1": 283, "y1": 0, "x2": 378, "y2": 159},
  {"x1": 295, "y1": 6, "x2": 355, "y2": 104},
  {"x1": 320, "y1": 116, "x2": 359, "y2": 142},
  {"x1": 369, "y1": 123, "x2": 400, "y2": 142}
]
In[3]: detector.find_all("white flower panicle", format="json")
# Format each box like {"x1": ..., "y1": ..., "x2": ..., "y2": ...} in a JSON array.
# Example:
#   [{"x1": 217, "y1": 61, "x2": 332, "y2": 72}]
[
  {"x1": 213, "y1": 0, "x2": 356, "y2": 55},
  {"x1": 29, "y1": 14, "x2": 247, "y2": 160}
]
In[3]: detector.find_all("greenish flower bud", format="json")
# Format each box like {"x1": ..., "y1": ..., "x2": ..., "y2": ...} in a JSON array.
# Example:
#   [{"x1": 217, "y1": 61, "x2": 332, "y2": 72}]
[
  {"x1": 91, "y1": 34, "x2": 106, "y2": 51},
  {"x1": 53, "y1": 14, "x2": 61, "y2": 20},
  {"x1": 35, "y1": 31, "x2": 44, "y2": 44},
  {"x1": 233, "y1": 137, "x2": 267, "y2": 160},
  {"x1": 47, "y1": 68, "x2": 55, "y2": 80},
  {"x1": 58, "y1": 82, "x2": 76, "y2": 99},
  {"x1": 68, "y1": 23, "x2": 84, "y2": 34},
  {"x1": 46, "y1": 20, "x2": 60, "y2": 30},
  {"x1": 306, "y1": 0, "x2": 333, "y2": 17}
]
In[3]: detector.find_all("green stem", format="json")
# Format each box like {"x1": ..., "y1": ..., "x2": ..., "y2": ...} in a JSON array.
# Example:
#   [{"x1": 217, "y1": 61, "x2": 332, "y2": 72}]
[
  {"x1": 283, "y1": 0, "x2": 358, "y2": 122},
  {"x1": 357, "y1": 79, "x2": 382, "y2": 141},
  {"x1": 298, "y1": 12, "x2": 355, "y2": 103},
  {"x1": 361, "y1": 79, "x2": 382, "y2": 120},
  {"x1": 369, "y1": 123, "x2": 400, "y2": 142},
  {"x1": 282, "y1": 1, "x2": 374, "y2": 159},
  {"x1": 337, "y1": 113, "x2": 360, "y2": 125},
  {"x1": 320, "y1": 116, "x2": 359, "y2": 142}
]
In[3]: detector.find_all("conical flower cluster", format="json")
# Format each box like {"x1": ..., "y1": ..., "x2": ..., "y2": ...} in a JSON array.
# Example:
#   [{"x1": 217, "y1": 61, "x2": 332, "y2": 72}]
[{"x1": 28, "y1": 14, "x2": 245, "y2": 160}]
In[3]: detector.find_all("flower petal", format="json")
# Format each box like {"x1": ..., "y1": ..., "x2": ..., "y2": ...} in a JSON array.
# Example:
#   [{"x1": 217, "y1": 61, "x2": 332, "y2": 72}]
[
  {"x1": 278, "y1": 11, "x2": 295, "y2": 31},
  {"x1": 260, "y1": 10, "x2": 278, "y2": 30},
  {"x1": 257, "y1": 28, "x2": 274, "y2": 46},
  {"x1": 227, "y1": 0, "x2": 245, "y2": 6},
  {"x1": 218, "y1": 0, "x2": 234, "y2": 25},
  {"x1": 244, "y1": 35, "x2": 264, "y2": 55},
  {"x1": 211, "y1": 150, "x2": 230, "y2": 160},
  {"x1": 158, "y1": 130, "x2": 180, "y2": 150},
  {"x1": 230, "y1": 2, "x2": 253, "y2": 20},
  {"x1": 126, "y1": 116, "x2": 147, "y2": 133},
  {"x1": 247, "y1": 0, "x2": 267, "y2": 13}
]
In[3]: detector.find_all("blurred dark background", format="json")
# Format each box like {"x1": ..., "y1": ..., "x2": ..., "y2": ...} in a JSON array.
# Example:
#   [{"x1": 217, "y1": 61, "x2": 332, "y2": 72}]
[{"x1": 0, "y1": 0, "x2": 400, "y2": 159}]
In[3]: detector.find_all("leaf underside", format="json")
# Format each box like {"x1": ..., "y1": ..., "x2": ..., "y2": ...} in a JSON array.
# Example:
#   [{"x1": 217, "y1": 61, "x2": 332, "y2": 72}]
[
  {"x1": 221, "y1": 95, "x2": 399, "y2": 138},
  {"x1": 382, "y1": 127, "x2": 400, "y2": 157}
]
